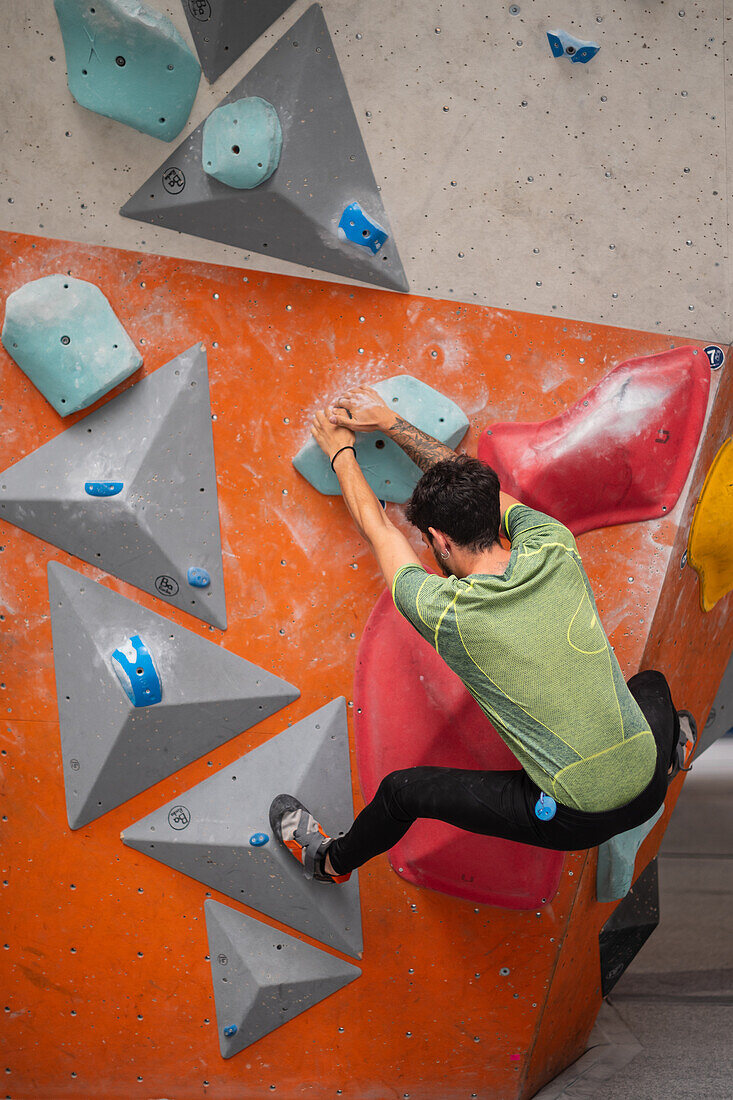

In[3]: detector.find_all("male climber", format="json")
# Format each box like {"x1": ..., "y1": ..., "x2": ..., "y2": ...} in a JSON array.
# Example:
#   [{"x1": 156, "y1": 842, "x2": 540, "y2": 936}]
[{"x1": 270, "y1": 385, "x2": 696, "y2": 884}]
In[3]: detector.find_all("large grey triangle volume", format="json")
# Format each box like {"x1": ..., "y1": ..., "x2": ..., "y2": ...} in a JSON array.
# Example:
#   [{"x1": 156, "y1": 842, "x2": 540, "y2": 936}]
[
  {"x1": 181, "y1": 0, "x2": 299, "y2": 84},
  {"x1": 122, "y1": 698, "x2": 363, "y2": 958},
  {"x1": 205, "y1": 900, "x2": 361, "y2": 1058},
  {"x1": 0, "y1": 344, "x2": 226, "y2": 630},
  {"x1": 49, "y1": 562, "x2": 299, "y2": 829},
  {"x1": 122, "y1": 4, "x2": 408, "y2": 295}
]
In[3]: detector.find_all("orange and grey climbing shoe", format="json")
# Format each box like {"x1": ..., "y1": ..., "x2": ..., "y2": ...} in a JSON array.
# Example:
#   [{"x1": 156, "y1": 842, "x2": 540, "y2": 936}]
[
  {"x1": 269, "y1": 794, "x2": 351, "y2": 884},
  {"x1": 669, "y1": 710, "x2": 699, "y2": 779}
]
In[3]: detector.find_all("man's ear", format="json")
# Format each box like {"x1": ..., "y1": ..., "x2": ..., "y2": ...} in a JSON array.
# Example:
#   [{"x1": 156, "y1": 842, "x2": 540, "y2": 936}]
[{"x1": 428, "y1": 527, "x2": 450, "y2": 556}]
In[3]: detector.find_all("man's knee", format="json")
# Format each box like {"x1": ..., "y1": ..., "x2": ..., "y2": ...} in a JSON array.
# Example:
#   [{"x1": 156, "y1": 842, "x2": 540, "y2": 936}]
[{"x1": 376, "y1": 767, "x2": 432, "y2": 820}]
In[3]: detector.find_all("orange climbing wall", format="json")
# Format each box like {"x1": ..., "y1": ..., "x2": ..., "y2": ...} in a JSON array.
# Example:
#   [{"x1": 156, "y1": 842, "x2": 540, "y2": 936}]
[{"x1": 0, "y1": 230, "x2": 730, "y2": 1100}]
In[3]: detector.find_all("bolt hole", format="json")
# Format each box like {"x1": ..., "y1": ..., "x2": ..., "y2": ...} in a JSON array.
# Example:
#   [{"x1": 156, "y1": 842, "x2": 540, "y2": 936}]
[
  {"x1": 60, "y1": 335, "x2": 70, "y2": 345},
  {"x1": 136, "y1": 668, "x2": 144, "y2": 676},
  {"x1": 231, "y1": 145, "x2": 240, "y2": 154},
  {"x1": 115, "y1": 56, "x2": 126, "y2": 67},
  {"x1": 375, "y1": 439, "x2": 386, "y2": 449},
  {"x1": 362, "y1": 229, "x2": 370, "y2": 237}
]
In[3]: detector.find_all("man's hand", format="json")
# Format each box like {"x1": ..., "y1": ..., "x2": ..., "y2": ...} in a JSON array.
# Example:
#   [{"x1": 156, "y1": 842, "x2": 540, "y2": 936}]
[
  {"x1": 311, "y1": 408, "x2": 355, "y2": 462},
  {"x1": 329, "y1": 385, "x2": 395, "y2": 434}
]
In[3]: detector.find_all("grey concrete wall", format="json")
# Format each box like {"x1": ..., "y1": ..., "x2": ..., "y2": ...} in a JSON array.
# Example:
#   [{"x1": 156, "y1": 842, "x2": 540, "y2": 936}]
[{"x1": 2, "y1": 1, "x2": 730, "y2": 340}]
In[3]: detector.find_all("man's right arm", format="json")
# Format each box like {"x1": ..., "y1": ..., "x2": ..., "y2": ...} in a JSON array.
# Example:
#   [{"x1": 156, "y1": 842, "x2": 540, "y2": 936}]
[
  {"x1": 329, "y1": 384, "x2": 458, "y2": 472},
  {"x1": 329, "y1": 384, "x2": 524, "y2": 521}
]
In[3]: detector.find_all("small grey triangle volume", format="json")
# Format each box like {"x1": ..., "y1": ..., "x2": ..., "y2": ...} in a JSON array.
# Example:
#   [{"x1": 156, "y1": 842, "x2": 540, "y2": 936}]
[
  {"x1": 205, "y1": 900, "x2": 361, "y2": 1058},
  {"x1": 49, "y1": 561, "x2": 299, "y2": 828},
  {"x1": 0, "y1": 344, "x2": 227, "y2": 629},
  {"x1": 122, "y1": 698, "x2": 363, "y2": 958},
  {"x1": 123, "y1": 5, "x2": 408, "y2": 293},
  {"x1": 181, "y1": 0, "x2": 300, "y2": 84}
]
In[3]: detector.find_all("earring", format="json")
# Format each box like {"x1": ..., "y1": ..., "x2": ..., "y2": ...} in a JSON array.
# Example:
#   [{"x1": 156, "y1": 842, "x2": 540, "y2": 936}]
[{"x1": 441, "y1": 549, "x2": 449, "y2": 559}]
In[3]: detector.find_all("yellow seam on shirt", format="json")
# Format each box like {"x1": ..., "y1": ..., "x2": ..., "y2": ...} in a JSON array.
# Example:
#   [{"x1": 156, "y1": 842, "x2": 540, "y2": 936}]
[
  {"x1": 565, "y1": 555, "x2": 627, "y2": 742},
  {"x1": 415, "y1": 576, "x2": 436, "y2": 634},
  {"x1": 503, "y1": 501, "x2": 522, "y2": 535},
  {"x1": 433, "y1": 589, "x2": 462, "y2": 654},
  {"x1": 553, "y1": 730, "x2": 654, "y2": 779},
  {"x1": 566, "y1": 593, "x2": 606, "y2": 655},
  {"x1": 453, "y1": 586, "x2": 580, "y2": 756},
  {"x1": 391, "y1": 563, "x2": 423, "y2": 604}
]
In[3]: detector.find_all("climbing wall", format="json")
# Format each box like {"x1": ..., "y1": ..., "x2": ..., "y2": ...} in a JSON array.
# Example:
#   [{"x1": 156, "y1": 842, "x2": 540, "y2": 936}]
[{"x1": 1, "y1": 229, "x2": 730, "y2": 1099}]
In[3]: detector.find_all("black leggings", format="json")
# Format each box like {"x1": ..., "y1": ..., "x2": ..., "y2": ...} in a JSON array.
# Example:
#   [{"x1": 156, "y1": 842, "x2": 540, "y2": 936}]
[{"x1": 328, "y1": 670, "x2": 679, "y2": 876}]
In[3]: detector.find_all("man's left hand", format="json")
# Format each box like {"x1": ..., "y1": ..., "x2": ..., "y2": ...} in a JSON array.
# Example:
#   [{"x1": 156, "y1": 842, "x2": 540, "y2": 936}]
[{"x1": 311, "y1": 408, "x2": 356, "y2": 461}]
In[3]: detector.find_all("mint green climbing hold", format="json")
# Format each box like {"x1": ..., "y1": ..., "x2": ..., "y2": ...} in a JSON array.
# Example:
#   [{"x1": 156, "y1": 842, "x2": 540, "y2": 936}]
[
  {"x1": 202, "y1": 97, "x2": 283, "y2": 190},
  {"x1": 1, "y1": 275, "x2": 142, "y2": 416},
  {"x1": 596, "y1": 802, "x2": 665, "y2": 903},
  {"x1": 54, "y1": 0, "x2": 200, "y2": 141},
  {"x1": 293, "y1": 375, "x2": 469, "y2": 503}
]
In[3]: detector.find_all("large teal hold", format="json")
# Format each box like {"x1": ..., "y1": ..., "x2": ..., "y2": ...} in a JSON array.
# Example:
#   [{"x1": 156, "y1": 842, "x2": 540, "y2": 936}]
[
  {"x1": 54, "y1": 0, "x2": 200, "y2": 141},
  {"x1": 293, "y1": 376, "x2": 469, "y2": 502},
  {"x1": 202, "y1": 97, "x2": 282, "y2": 189},
  {"x1": 1, "y1": 275, "x2": 142, "y2": 416}
]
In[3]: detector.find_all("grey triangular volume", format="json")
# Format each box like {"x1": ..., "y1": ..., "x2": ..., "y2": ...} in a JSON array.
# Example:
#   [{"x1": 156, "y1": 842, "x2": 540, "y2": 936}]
[
  {"x1": 0, "y1": 344, "x2": 227, "y2": 629},
  {"x1": 49, "y1": 562, "x2": 299, "y2": 829},
  {"x1": 205, "y1": 900, "x2": 360, "y2": 1057},
  {"x1": 181, "y1": 0, "x2": 299, "y2": 84},
  {"x1": 123, "y1": 4, "x2": 408, "y2": 294},
  {"x1": 122, "y1": 698, "x2": 363, "y2": 958}
]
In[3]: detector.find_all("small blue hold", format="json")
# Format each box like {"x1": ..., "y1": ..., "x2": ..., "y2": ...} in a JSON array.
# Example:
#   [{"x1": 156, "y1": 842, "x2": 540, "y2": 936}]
[
  {"x1": 111, "y1": 635, "x2": 162, "y2": 707},
  {"x1": 187, "y1": 567, "x2": 211, "y2": 588},
  {"x1": 337, "y1": 201, "x2": 389, "y2": 255},
  {"x1": 85, "y1": 481, "x2": 123, "y2": 497},
  {"x1": 250, "y1": 832, "x2": 269, "y2": 847},
  {"x1": 534, "y1": 792, "x2": 557, "y2": 821},
  {"x1": 223, "y1": 1025, "x2": 238, "y2": 1038},
  {"x1": 547, "y1": 30, "x2": 600, "y2": 63}
]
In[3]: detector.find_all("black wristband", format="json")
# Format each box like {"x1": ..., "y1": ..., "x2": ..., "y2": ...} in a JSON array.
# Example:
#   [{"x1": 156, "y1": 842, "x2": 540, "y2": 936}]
[{"x1": 330, "y1": 445, "x2": 356, "y2": 471}]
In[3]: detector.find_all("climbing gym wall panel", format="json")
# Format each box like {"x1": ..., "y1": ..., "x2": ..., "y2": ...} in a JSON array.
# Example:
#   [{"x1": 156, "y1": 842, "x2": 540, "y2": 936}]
[{"x1": 0, "y1": 230, "x2": 730, "y2": 1099}]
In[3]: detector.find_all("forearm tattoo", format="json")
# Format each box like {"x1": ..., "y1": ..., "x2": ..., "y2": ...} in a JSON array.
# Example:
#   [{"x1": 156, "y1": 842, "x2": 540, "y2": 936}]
[{"x1": 388, "y1": 416, "x2": 458, "y2": 472}]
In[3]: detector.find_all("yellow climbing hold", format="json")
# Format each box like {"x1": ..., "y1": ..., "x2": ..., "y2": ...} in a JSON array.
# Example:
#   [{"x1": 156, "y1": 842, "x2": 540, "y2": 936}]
[{"x1": 688, "y1": 436, "x2": 733, "y2": 612}]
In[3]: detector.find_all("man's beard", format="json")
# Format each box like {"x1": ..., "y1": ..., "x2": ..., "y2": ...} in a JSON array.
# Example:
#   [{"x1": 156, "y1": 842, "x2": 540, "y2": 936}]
[{"x1": 430, "y1": 545, "x2": 451, "y2": 577}]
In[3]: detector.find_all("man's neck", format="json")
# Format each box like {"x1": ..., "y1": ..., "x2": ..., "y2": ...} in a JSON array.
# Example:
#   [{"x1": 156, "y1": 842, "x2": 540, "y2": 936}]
[{"x1": 451, "y1": 541, "x2": 511, "y2": 579}]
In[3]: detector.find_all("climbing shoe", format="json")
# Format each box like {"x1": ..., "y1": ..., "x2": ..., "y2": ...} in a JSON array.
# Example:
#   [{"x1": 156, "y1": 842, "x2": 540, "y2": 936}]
[
  {"x1": 669, "y1": 710, "x2": 699, "y2": 779},
  {"x1": 269, "y1": 794, "x2": 351, "y2": 884}
]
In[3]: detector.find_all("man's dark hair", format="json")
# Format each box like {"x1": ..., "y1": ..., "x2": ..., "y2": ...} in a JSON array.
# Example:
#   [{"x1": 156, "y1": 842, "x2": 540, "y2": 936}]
[{"x1": 405, "y1": 455, "x2": 501, "y2": 551}]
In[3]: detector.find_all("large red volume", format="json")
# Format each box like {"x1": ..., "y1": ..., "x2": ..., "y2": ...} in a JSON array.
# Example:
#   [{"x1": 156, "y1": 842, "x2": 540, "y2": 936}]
[
  {"x1": 477, "y1": 346, "x2": 710, "y2": 534},
  {"x1": 354, "y1": 590, "x2": 564, "y2": 908}
]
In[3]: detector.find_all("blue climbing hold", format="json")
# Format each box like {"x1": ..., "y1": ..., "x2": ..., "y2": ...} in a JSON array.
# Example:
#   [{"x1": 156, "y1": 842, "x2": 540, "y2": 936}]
[
  {"x1": 547, "y1": 30, "x2": 600, "y2": 64},
  {"x1": 338, "y1": 202, "x2": 389, "y2": 255},
  {"x1": 85, "y1": 481, "x2": 123, "y2": 497},
  {"x1": 534, "y1": 792, "x2": 557, "y2": 821},
  {"x1": 223, "y1": 1025, "x2": 238, "y2": 1038},
  {"x1": 111, "y1": 635, "x2": 162, "y2": 707},
  {"x1": 187, "y1": 567, "x2": 211, "y2": 588},
  {"x1": 249, "y1": 832, "x2": 269, "y2": 847}
]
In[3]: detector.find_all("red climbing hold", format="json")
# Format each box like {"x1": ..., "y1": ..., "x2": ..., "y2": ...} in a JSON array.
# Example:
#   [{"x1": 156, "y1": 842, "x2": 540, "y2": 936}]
[
  {"x1": 478, "y1": 346, "x2": 710, "y2": 535},
  {"x1": 354, "y1": 591, "x2": 564, "y2": 909}
]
